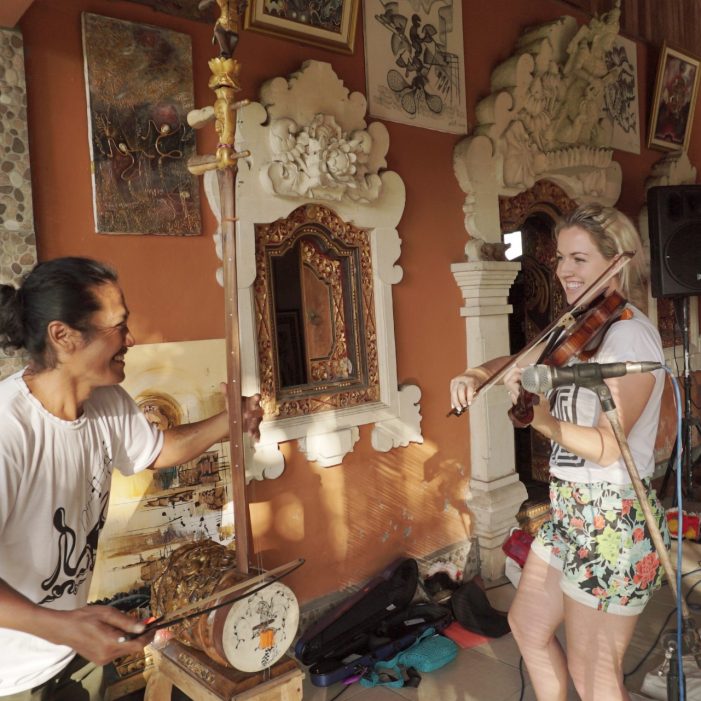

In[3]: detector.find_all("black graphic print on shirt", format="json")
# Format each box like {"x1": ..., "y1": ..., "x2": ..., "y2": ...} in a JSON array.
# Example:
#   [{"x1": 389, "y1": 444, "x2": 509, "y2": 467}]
[
  {"x1": 548, "y1": 385, "x2": 597, "y2": 469},
  {"x1": 39, "y1": 490, "x2": 110, "y2": 604},
  {"x1": 39, "y1": 442, "x2": 113, "y2": 604}
]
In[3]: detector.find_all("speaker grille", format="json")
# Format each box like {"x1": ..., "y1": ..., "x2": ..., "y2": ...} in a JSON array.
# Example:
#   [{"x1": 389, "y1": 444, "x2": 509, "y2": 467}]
[{"x1": 648, "y1": 185, "x2": 701, "y2": 297}]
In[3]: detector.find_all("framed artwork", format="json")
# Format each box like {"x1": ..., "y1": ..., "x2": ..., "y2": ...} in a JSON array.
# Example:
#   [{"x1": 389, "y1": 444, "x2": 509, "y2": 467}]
[
  {"x1": 648, "y1": 43, "x2": 701, "y2": 152},
  {"x1": 245, "y1": 0, "x2": 359, "y2": 54},
  {"x1": 606, "y1": 35, "x2": 640, "y2": 155},
  {"x1": 121, "y1": 0, "x2": 215, "y2": 22},
  {"x1": 363, "y1": 0, "x2": 467, "y2": 133},
  {"x1": 82, "y1": 13, "x2": 201, "y2": 235}
]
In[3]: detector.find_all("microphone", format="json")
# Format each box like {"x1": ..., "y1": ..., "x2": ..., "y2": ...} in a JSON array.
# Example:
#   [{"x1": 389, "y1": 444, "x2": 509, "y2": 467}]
[{"x1": 521, "y1": 361, "x2": 663, "y2": 393}]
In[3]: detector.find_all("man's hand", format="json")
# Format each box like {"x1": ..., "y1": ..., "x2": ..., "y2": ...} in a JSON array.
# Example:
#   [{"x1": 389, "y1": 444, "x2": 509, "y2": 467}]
[
  {"x1": 242, "y1": 393, "x2": 263, "y2": 442},
  {"x1": 219, "y1": 383, "x2": 264, "y2": 442},
  {"x1": 48, "y1": 605, "x2": 155, "y2": 666}
]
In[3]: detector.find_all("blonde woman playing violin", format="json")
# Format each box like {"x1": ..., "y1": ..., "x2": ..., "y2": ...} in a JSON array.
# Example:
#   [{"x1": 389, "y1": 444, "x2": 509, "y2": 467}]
[{"x1": 450, "y1": 204, "x2": 669, "y2": 701}]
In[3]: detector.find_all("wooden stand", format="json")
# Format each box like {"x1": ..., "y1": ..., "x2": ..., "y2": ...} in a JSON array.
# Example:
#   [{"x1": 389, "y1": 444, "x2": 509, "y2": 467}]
[{"x1": 144, "y1": 640, "x2": 304, "y2": 701}]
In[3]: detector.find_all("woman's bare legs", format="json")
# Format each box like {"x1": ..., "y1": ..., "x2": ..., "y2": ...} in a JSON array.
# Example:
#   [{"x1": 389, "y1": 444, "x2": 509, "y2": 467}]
[
  {"x1": 564, "y1": 597, "x2": 638, "y2": 701},
  {"x1": 508, "y1": 553, "x2": 568, "y2": 700}
]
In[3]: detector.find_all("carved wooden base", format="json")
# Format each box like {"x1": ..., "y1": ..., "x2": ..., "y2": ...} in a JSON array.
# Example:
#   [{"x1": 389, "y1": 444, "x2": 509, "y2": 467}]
[{"x1": 145, "y1": 640, "x2": 303, "y2": 701}]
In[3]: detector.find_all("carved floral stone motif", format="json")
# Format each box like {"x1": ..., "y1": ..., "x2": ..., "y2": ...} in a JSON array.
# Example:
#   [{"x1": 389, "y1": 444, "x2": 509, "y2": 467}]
[{"x1": 268, "y1": 114, "x2": 383, "y2": 202}]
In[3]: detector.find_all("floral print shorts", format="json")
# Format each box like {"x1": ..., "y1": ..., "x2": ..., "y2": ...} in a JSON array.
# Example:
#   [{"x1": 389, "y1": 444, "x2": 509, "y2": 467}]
[{"x1": 531, "y1": 478, "x2": 670, "y2": 615}]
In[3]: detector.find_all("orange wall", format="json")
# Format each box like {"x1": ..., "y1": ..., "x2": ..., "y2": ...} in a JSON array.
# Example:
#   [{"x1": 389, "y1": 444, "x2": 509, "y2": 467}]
[{"x1": 18, "y1": 0, "x2": 701, "y2": 602}]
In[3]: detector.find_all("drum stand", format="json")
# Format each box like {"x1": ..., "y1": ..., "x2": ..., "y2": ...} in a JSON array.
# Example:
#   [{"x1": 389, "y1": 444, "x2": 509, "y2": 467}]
[
  {"x1": 145, "y1": 639, "x2": 303, "y2": 701},
  {"x1": 587, "y1": 376, "x2": 701, "y2": 699}
]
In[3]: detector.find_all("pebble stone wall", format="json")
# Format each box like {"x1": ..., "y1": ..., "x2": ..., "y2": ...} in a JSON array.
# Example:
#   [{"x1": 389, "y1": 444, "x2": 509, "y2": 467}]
[{"x1": 0, "y1": 29, "x2": 35, "y2": 379}]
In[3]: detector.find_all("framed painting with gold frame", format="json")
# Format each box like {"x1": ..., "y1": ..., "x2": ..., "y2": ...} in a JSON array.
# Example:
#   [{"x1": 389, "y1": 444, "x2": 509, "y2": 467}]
[
  {"x1": 244, "y1": 0, "x2": 359, "y2": 54},
  {"x1": 648, "y1": 43, "x2": 701, "y2": 152}
]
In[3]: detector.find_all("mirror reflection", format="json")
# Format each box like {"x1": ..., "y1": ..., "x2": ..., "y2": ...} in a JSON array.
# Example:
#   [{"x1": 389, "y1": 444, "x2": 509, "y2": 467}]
[{"x1": 271, "y1": 231, "x2": 360, "y2": 391}]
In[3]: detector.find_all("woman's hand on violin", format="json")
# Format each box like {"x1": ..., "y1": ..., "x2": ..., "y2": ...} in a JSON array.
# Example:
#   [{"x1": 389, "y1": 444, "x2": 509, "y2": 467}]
[
  {"x1": 450, "y1": 369, "x2": 485, "y2": 413},
  {"x1": 502, "y1": 366, "x2": 523, "y2": 405}
]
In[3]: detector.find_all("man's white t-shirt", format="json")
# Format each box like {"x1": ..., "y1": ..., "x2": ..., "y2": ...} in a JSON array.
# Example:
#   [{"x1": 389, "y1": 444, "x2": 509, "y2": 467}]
[
  {"x1": 548, "y1": 305, "x2": 665, "y2": 485},
  {"x1": 0, "y1": 371, "x2": 163, "y2": 695}
]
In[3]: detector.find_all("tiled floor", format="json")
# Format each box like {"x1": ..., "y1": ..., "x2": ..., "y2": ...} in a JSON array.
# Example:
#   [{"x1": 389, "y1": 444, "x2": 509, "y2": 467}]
[{"x1": 298, "y1": 540, "x2": 701, "y2": 701}]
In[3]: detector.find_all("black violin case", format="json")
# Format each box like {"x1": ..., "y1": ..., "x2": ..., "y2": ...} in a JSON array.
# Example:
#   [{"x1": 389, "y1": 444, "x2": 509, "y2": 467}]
[{"x1": 294, "y1": 557, "x2": 452, "y2": 687}]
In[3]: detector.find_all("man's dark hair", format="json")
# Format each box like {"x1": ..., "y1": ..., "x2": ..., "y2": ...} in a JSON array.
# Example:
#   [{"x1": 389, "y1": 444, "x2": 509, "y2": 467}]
[{"x1": 0, "y1": 257, "x2": 118, "y2": 369}]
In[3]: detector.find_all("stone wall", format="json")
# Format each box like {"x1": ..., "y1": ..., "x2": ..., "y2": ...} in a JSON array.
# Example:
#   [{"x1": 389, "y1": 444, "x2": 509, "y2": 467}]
[{"x1": 0, "y1": 28, "x2": 35, "y2": 379}]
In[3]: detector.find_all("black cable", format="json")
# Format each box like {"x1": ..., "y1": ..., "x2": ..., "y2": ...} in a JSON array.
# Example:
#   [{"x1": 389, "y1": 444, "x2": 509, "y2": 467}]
[
  {"x1": 518, "y1": 655, "x2": 525, "y2": 701},
  {"x1": 328, "y1": 684, "x2": 350, "y2": 701}
]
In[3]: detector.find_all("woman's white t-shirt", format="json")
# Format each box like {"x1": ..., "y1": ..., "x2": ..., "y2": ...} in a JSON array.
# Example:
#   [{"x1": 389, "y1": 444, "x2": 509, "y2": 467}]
[{"x1": 548, "y1": 305, "x2": 665, "y2": 485}]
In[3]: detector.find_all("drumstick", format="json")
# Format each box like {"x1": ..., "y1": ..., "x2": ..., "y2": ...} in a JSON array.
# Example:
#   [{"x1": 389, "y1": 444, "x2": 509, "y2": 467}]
[{"x1": 118, "y1": 558, "x2": 304, "y2": 641}]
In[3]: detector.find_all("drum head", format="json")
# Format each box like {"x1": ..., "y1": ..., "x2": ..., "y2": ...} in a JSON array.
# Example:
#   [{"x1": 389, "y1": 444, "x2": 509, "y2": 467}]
[{"x1": 221, "y1": 581, "x2": 300, "y2": 672}]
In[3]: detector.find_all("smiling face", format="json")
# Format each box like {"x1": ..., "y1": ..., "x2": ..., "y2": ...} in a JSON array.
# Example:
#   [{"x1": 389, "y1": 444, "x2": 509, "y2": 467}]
[
  {"x1": 556, "y1": 225, "x2": 618, "y2": 304},
  {"x1": 72, "y1": 282, "x2": 135, "y2": 388}
]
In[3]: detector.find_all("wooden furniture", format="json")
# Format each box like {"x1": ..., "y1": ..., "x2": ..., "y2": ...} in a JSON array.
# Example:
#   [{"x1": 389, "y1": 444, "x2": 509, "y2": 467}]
[{"x1": 145, "y1": 640, "x2": 303, "y2": 701}]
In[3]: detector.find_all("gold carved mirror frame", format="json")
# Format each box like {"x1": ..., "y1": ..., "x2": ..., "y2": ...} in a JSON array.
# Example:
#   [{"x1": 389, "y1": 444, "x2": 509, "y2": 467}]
[{"x1": 255, "y1": 204, "x2": 380, "y2": 418}]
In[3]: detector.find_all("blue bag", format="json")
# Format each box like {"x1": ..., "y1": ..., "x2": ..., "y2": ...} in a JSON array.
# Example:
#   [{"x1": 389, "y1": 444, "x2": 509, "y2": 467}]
[{"x1": 359, "y1": 627, "x2": 458, "y2": 688}]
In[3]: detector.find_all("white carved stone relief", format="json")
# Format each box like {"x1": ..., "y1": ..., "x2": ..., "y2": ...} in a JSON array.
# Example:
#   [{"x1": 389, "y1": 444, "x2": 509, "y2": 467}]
[
  {"x1": 453, "y1": 2, "x2": 627, "y2": 248},
  {"x1": 267, "y1": 114, "x2": 383, "y2": 202},
  {"x1": 204, "y1": 60, "x2": 422, "y2": 475}
]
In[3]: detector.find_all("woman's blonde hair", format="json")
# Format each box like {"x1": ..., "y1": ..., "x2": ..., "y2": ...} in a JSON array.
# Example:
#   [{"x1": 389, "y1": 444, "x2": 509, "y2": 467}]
[{"x1": 555, "y1": 203, "x2": 647, "y2": 307}]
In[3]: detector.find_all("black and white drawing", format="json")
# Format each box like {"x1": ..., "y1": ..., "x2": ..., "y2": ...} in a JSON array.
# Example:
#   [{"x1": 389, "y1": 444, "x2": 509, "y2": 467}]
[{"x1": 364, "y1": 0, "x2": 467, "y2": 133}]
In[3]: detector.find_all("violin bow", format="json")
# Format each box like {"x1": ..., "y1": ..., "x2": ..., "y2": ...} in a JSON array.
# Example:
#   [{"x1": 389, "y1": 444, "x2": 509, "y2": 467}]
[{"x1": 454, "y1": 250, "x2": 635, "y2": 410}]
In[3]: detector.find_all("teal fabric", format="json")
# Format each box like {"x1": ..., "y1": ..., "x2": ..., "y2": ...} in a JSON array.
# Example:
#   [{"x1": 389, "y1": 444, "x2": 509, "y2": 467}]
[{"x1": 359, "y1": 627, "x2": 458, "y2": 688}]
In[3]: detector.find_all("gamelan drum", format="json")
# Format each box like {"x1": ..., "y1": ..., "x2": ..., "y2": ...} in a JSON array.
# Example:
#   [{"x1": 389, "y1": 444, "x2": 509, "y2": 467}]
[{"x1": 151, "y1": 540, "x2": 299, "y2": 672}]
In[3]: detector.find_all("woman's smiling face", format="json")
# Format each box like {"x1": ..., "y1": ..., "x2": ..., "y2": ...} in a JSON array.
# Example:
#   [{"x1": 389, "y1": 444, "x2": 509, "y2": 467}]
[{"x1": 556, "y1": 225, "x2": 618, "y2": 304}]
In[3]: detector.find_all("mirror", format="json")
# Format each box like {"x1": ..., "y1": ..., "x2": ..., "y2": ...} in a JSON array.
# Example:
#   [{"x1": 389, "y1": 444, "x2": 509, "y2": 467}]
[
  {"x1": 255, "y1": 204, "x2": 380, "y2": 418},
  {"x1": 271, "y1": 230, "x2": 360, "y2": 391}
]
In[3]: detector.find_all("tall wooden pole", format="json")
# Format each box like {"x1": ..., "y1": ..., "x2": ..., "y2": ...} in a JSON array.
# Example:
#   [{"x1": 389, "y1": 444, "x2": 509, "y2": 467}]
[{"x1": 187, "y1": 3, "x2": 251, "y2": 575}]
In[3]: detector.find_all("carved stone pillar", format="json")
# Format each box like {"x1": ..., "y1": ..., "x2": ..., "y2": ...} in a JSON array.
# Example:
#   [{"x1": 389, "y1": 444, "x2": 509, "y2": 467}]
[{"x1": 451, "y1": 261, "x2": 527, "y2": 580}]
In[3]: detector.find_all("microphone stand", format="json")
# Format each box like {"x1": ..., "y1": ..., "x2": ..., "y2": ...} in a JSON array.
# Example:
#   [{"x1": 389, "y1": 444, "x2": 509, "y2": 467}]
[{"x1": 585, "y1": 375, "x2": 701, "y2": 698}]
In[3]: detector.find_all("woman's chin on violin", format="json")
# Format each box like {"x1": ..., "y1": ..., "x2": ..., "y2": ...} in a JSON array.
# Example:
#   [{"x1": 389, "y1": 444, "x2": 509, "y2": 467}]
[{"x1": 448, "y1": 203, "x2": 668, "y2": 701}]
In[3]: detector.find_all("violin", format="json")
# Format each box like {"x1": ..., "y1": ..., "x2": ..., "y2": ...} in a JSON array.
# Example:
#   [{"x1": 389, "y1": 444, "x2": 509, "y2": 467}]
[
  {"x1": 448, "y1": 251, "x2": 635, "y2": 420},
  {"x1": 507, "y1": 289, "x2": 632, "y2": 428}
]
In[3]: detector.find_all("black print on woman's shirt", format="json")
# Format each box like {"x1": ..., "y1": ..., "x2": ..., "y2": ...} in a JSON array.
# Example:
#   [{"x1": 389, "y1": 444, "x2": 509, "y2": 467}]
[{"x1": 550, "y1": 386, "x2": 586, "y2": 468}]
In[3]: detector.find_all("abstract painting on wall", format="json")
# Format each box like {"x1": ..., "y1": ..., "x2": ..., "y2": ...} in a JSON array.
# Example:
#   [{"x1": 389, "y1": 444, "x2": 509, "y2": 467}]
[
  {"x1": 363, "y1": 0, "x2": 467, "y2": 133},
  {"x1": 89, "y1": 339, "x2": 231, "y2": 600},
  {"x1": 82, "y1": 13, "x2": 201, "y2": 235}
]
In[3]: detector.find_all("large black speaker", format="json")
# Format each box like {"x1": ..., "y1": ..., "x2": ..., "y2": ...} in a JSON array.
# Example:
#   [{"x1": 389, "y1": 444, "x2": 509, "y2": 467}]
[{"x1": 647, "y1": 185, "x2": 701, "y2": 298}]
